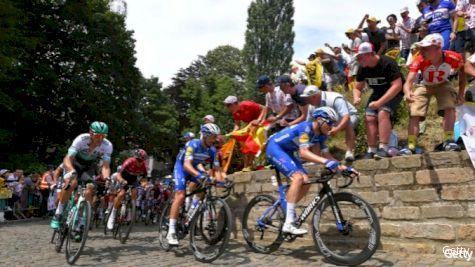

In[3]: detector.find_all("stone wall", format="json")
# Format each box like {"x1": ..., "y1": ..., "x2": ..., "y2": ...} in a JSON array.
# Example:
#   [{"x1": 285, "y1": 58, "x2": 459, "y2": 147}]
[{"x1": 226, "y1": 151, "x2": 475, "y2": 254}]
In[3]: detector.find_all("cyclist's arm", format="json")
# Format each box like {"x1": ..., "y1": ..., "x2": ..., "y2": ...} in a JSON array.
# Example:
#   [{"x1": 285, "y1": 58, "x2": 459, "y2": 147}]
[
  {"x1": 101, "y1": 161, "x2": 111, "y2": 180},
  {"x1": 63, "y1": 154, "x2": 75, "y2": 173},
  {"x1": 298, "y1": 146, "x2": 329, "y2": 165},
  {"x1": 184, "y1": 159, "x2": 200, "y2": 178}
]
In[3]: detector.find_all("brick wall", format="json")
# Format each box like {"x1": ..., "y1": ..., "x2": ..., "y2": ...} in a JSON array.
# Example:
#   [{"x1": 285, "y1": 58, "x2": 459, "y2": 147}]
[{"x1": 226, "y1": 151, "x2": 475, "y2": 254}]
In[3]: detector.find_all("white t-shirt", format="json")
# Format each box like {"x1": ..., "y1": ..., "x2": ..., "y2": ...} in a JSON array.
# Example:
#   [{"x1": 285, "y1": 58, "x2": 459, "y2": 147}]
[{"x1": 265, "y1": 87, "x2": 299, "y2": 120}]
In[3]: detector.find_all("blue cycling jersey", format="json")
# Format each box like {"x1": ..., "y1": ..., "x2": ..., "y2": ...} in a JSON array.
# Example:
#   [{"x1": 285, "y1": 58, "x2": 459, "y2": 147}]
[
  {"x1": 422, "y1": 0, "x2": 455, "y2": 33},
  {"x1": 268, "y1": 121, "x2": 328, "y2": 152},
  {"x1": 176, "y1": 139, "x2": 219, "y2": 168}
]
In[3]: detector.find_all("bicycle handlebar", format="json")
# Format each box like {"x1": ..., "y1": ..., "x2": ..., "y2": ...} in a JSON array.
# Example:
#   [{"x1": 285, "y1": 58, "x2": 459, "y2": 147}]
[{"x1": 303, "y1": 168, "x2": 360, "y2": 188}]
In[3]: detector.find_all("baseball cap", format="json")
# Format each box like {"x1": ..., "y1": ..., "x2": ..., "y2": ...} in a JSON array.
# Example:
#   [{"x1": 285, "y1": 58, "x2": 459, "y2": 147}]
[
  {"x1": 0, "y1": 169, "x2": 8, "y2": 176},
  {"x1": 315, "y1": 48, "x2": 325, "y2": 54},
  {"x1": 301, "y1": 86, "x2": 320, "y2": 97},
  {"x1": 415, "y1": 33, "x2": 444, "y2": 48},
  {"x1": 256, "y1": 75, "x2": 271, "y2": 89},
  {"x1": 355, "y1": 42, "x2": 374, "y2": 56},
  {"x1": 345, "y1": 28, "x2": 355, "y2": 34},
  {"x1": 203, "y1": 114, "x2": 215, "y2": 123},
  {"x1": 416, "y1": 0, "x2": 427, "y2": 5},
  {"x1": 400, "y1": 6, "x2": 409, "y2": 13},
  {"x1": 277, "y1": 75, "x2": 292, "y2": 84},
  {"x1": 223, "y1": 95, "x2": 238, "y2": 104},
  {"x1": 366, "y1": 16, "x2": 381, "y2": 23}
]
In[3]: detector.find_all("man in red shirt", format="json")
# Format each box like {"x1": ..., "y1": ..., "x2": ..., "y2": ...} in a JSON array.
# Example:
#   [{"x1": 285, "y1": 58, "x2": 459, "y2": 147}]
[
  {"x1": 224, "y1": 95, "x2": 266, "y2": 171},
  {"x1": 403, "y1": 33, "x2": 466, "y2": 154}
]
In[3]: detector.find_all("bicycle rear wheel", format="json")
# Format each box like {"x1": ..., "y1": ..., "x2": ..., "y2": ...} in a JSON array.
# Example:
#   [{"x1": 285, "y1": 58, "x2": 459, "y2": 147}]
[
  {"x1": 118, "y1": 201, "x2": 135, "y2": 244},
  {"x1": 312, "y1": 192, "x2": 380, "y2": 266},
  {"x1": 189, "y1": 198, "x2": 232, "y2": 263},
  {"x1": 241, "y1": 194, "x2": 284, "y2": 254},
  {"x1": 65, "y1": 200, "x2": 91, "y2": 264}
]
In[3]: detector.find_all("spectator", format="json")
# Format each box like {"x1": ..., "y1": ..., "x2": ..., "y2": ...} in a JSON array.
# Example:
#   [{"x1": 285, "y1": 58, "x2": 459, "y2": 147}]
[
  {"x1": 277, "y1": 75, "x2": 310, "y2": 127},
  {"x1": 296, "y1": 54, "x2": 326, "y2": 89},
  {"x1": 290, "y1": 63, "x2": 307, "y2": 84},
  {"x1": 324, "y1": 44, "x2": 349, "y2": 89},
  {"x1": 224, "y1": 95, "x2": 266, "y2": 171},
  {"x1": 256, "y1": 75, "x2": 299, "y2": 131},
  {"x1": 301, "y1": 86, "x2": 358, "y2": 162},
  {"x1": 6, "y1": 169, "x2": 23, "y2": 187},
  {"x1": 315, "y1": 48, "x2": 345, "y2": 91},
  {"x1": 384, "y1": 14, "x2": 402, "y2": 54},
  {"x1": 402, "y1": 33, "x2": 465, "y2": 154},
  {"x1": 39, "y1": 165, "x2": 55, "y2": 217},
  {"x1": 203, "y1": 115, "x2": 215, "y2": 124},
  {"x1": 398, "y1": 6, "x2": 418, "y2": 60},
  {"x1": 413, "y1": 0, "x2": 430, "y2": 41},
  {"x1": 357, "y1": 15, "x2": 387, "y2": 55},
  {"x1": 421, "y1": 0, "x2": 456, "y2": 51},
  {"x1": 453, "y1": 0, "x2": 475, "y2": 58},
  {"x1": 343, "y1": 28, "x2": 363, "y2": 90},
  {"x1": 353, "y1": 42, "x2": 404, "y2": 159}
]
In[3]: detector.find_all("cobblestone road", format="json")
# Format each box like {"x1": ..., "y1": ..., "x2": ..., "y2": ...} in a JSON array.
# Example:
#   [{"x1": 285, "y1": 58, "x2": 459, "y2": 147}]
[{"x1": 0, "y1": 220, "x2": 472, "y2": 267}]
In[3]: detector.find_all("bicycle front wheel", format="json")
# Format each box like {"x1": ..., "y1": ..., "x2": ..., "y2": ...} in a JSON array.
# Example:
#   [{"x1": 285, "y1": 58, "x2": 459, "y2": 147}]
[
  {"x1": 241, "y1": 194, "x2": 284, "y2": 254},
  {"x1": 312, "y1": 192, "x2": 380, "y2": 266},
  {"x1": 119, "y1": 201, "x2": 136, "y2": 244},
  {"x1": 189, "y1": 198, "x2": 232, "y2": 263},
  {"x1": 65, "y1": 200, "x2": 91, "y2": 264},
  {"x1": 157, "y1": 201, "x2": 172, "y2": 251}
]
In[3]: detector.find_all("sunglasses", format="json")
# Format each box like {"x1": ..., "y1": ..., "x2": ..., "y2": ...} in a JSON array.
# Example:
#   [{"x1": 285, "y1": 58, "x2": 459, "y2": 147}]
[{"x1": 91, "y1": 133, "x2": 106, "y2": 138}]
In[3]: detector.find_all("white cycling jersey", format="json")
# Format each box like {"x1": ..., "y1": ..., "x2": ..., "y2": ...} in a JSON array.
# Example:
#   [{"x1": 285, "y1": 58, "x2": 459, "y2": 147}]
[{"x1": 67, "y1": 133, "x2": 113, "y2": 162}]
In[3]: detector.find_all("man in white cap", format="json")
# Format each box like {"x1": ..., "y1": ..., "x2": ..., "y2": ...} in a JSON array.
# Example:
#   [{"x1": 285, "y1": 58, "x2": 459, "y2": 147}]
[
  {"x1": 203, "y1": 114, "x2": 215, "y2": 124},
  {"x1": 397, "y1": 6, "x2": 417, "y2": 60},
  {"x1": 403, "y1": 33, "x2": 465, "y2": 154},
  {"x1": 353, "y1": 42, "x2": 404, "y2": 159},
  {"x1": 301, "y1": 86, "x2": 358, "y2": 161}
]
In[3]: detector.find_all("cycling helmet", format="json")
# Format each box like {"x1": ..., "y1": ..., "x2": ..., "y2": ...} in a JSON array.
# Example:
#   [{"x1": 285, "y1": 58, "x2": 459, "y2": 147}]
[
  {"x1": 183, "y1": 132, "x2": 195, "y2": 140},
  {"x1": 90, "y1": 121, "x2": 109, "y2": 134},
  {"x1": 200, "y1": 123, "x2": 221, "y2": 137},
  {"x1": 134, "y1": 148, "x2": 147, "y2": 161},
  {"x1": 311, "y1": 107, "x2": 339, "y2": 125}
]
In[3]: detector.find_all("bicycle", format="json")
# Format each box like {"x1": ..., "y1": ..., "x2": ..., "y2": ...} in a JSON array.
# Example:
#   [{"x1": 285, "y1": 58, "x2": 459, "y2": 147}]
[
  {"x1": 241, "y1": 167, "x2": 380, "y2": 266},
  {"x1": 158, "y1": 178, "x2": 234, "y2": 263},
  {"x1": 109, "y1": 186, "x2": 136, "y2": 244},
  {"x1": 50, "y1": 180, "x2": 92, "y2": 264}
]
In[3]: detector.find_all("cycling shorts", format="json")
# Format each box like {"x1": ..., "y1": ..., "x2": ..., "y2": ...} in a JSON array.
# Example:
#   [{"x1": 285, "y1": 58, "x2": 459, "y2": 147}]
[{"x1": 266, "y1": 141, "x2": 307, "y2": 178}]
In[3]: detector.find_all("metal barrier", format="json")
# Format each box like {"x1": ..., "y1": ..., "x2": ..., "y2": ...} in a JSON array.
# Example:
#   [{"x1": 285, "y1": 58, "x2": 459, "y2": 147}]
[{"x1": 0, "y1": 187, "x2": 43, "y2": 221}]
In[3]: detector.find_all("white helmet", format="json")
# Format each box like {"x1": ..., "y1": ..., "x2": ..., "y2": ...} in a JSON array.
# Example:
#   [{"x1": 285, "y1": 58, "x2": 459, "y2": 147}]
[
  {"x1": 200, "y1": 123, "x2": 221, "y2": 137},
  {"x1": 311, "y1": 107, "x2": 339, "y2": 124}
]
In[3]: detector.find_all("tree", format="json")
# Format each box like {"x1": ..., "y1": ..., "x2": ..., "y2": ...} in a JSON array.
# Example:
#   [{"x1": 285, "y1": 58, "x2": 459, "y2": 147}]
[{"x1": 242, "y1": 0, "x2": 295, "y2": 99}]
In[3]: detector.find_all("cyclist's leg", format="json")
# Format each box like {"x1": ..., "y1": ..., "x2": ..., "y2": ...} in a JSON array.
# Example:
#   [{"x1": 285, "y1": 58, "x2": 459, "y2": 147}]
[
  {"x1": 167, "y1": 162, "x2": 187, "y2": 245},
  {"x1": 108, "y1": 184, "x2": 125, "y2": 229}
]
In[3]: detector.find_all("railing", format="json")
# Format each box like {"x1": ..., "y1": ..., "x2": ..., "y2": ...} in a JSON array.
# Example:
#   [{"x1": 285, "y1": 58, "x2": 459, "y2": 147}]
[{"x1": 0, "y1": 187, "x2": 44, "y2": 222}]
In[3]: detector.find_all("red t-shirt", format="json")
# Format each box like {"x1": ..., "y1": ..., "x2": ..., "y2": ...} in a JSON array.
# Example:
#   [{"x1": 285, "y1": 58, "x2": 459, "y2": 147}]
[
  {"x1": 409, "y1": 50, "x2": 463, "y2": 85},
  {"x1": 232, "y1": 100, "x2": 262, "y2": 123}
]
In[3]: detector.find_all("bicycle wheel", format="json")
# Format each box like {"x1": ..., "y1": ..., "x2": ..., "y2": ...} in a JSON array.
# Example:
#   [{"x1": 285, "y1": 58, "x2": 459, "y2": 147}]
[
  {"x1": 53, "y1": 226, "x2": 67, "y2": 253},
  {"x1": 241, "y1": 194, "x2": 285, "y2": 254},
  {"x1": 118, "y1": 201, "x2": 135, "y2": 244},
  {"x1": 157, "y1": 201, "x2": 172, "y2": 250},
  {"x1": 312, "y1": 192, "x2": 380, "y2": 266},
  {"x1": 65, "y1": 200, "x2": 91, "y2": 264},
  {"x1": 189, "y1": 198, "x2": 232, "y2": 263}
]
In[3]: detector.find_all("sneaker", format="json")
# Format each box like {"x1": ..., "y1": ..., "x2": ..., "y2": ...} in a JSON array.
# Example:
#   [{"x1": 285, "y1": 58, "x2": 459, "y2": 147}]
[
  {"x1": 374, "y1": 148, "x2": 391, "y2": 159},
  {"x1": 50, "y1": 215, "x2": 61, "y2": 230},
  {"x1": 344, "y1": 151, "x2": 355, "y2": 162},
  {"x1": 443, "y1": 141, "x2": 461, "y2": 152},
  {"x1": 107, "y1": 214, "x2": 115, "y2": 230},
  {"x1": 282, "y1": 222, "x2": 307, "y2": 235},
  {"x1": 166, "y1": 232, "x2": 179, "y2": 245},
  {"x1": 362, "y1": 152, "x2": 374, "y2": 159},
  {"x1": 399, "y1": 147, "x2": 413, "y2": 156}
]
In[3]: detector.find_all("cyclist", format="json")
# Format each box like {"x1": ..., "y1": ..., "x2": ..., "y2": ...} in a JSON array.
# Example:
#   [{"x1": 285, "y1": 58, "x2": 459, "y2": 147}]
[
  {"x1": 266, "y1": 107, "x2": 359, "y2": 235},
  {"x1": 107, "y1": 149, "x2": 148, "y2": 230},
  {"x1": 50, "y1": 121, "x2": 113, "y2": 229},
  {"x1": 166, "y1": 123, "x2": 224, "y2": 245}
]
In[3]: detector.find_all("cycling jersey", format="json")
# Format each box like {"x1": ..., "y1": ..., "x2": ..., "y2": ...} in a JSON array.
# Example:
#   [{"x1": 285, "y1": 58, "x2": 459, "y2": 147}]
[
  {"x1": 409, "y1": 50, "x2": 463, "y2": 85},
  {"x1": 120, "y1": 157, "x2": 147, "y2": 186},
  {"x1": 173, "y1": 139, "x2": 219, "y2": 191},
  {"x1": 266, "y1": 121, "x2": 328, "y2": 178},
  {"x1": 67, "y1": 133, "x2": 113, "y2": 163},
  {"x1": 422, "y1": 0, "x2": 455, "y2": 33}
]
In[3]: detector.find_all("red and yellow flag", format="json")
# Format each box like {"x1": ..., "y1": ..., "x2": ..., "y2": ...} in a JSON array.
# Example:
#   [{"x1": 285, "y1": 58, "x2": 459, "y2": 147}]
[{"x1": 227, "y1": 121, "x2": 270, "y2": 157}]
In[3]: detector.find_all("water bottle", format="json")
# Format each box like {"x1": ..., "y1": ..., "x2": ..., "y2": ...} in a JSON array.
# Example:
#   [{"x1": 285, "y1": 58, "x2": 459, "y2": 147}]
[{"x1": 271, "y1": 175, "x2": 278, "y2": 186}]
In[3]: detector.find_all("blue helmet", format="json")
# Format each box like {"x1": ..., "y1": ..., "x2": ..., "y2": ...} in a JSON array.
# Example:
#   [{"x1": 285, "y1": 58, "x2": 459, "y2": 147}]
[{"x1": 311, "y1": 107, "x2": 338, "y2": 125}]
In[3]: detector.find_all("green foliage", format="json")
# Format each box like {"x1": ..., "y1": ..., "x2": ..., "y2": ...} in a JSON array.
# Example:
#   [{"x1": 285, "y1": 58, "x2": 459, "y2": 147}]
[{"x1": 242, "y1": 0, "x2": 295, "y2": 100}]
